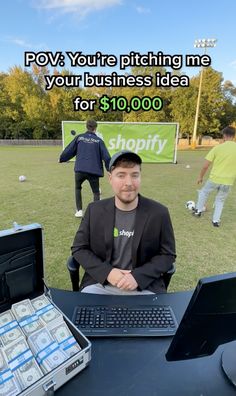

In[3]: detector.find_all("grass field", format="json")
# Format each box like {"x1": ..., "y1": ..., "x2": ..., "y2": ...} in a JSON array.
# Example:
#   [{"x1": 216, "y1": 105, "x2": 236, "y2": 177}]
[{"x1": 0, "y1": 146, "x2": 235, "y2": 292}]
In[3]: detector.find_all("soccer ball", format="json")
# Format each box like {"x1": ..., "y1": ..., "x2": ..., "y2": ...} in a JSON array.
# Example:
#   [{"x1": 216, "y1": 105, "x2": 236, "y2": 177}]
[
  {"x1": 19, "y1": 175, "x2": 26, "y2": 182},
  {"x1": 185, "y1": 200, "x2": 195, "y2": 211}
]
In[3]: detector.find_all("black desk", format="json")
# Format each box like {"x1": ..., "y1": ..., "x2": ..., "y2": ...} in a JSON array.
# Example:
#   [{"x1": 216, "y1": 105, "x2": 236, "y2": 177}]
[{"x1": 51, "y1": 289, "x2": 236, "y2": 396}]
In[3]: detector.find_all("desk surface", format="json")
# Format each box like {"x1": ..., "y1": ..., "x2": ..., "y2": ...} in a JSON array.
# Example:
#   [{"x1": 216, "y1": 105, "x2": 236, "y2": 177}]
[{"x1": 51, "y1": 289, "x2": 236, "y2": 396}]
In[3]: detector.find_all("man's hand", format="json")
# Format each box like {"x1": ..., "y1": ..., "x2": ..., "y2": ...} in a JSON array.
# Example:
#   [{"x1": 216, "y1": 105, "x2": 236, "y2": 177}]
[
  {"x1": 197, "y1": 160, "x2": 211, "y2": 185},
  {"x1": 116, "y1": 273, "x2": 138, "y2": 291},
  {"x1": 197, "y1": 177, "x2": 203, "y2": 185},
  {"x1": 107, "y1": 268, "x2": 131, "y2": 286}
]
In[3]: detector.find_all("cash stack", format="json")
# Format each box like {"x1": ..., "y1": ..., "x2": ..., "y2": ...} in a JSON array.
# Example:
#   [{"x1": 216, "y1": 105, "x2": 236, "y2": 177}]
[{"x1": 0, "y1": 223, "x2": 91, "y2": 396}]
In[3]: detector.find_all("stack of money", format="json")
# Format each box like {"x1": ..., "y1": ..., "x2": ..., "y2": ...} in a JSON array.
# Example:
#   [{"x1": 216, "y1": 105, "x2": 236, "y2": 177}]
[
  {"x1": 2, "y1": 337, "x2": 43, "y2": 391},
  {"x1": 0, "y1": 310, "x2": 24, "y2": 347},
  {"x1": 0, "y1": 349, "x2": 21, "y2": 396},
  {"x1": 11, "y1": 299, "x2": 45, "y2": 336},
  {"x1": 28, "y1": 327, "x2": 68, "y2": 374},
  {"x1": 31, "y1": 294, "x2": 63, "y2": 325},
  {"x1": 48, "y1": 320, "x2": 81, "y2": 358},
  {"x1": 0, "y1": 294, "x2": 82, "y2": 391},
  {"x1": 32, "y1": 295, "x2": 81, "y2": 357}
]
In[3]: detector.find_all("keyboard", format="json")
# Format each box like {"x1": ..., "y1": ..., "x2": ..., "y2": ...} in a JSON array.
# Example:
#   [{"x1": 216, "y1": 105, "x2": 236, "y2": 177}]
[{"x1": 72, "y1": 304, "x2": 178, "y2": 337}]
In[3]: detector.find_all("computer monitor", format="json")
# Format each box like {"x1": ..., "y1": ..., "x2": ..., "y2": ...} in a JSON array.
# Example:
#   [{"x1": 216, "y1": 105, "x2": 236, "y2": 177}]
[{"x1": 166, "y1": 272, "x2": 236, "y2": 386}]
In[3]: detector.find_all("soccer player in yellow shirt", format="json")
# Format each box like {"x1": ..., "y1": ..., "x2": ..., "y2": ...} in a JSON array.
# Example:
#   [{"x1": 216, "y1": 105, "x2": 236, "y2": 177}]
[{"x1": 193, "y1": 126, "x2": 236, "y2": 227}]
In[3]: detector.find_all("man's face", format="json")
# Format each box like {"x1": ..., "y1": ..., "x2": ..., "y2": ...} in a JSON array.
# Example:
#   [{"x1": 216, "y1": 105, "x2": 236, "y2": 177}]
[{"x1": 109, "y1": 164, "x2": 141, "y2": 205}]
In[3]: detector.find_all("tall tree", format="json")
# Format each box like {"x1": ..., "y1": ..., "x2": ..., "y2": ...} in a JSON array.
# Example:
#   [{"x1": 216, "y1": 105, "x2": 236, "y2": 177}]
[
  {"x1": 219, "y1": 80, "x2": 236, "y2": 129},
  {"x1": 170, "y1": 67, "x2": 225, "y2": 139}
]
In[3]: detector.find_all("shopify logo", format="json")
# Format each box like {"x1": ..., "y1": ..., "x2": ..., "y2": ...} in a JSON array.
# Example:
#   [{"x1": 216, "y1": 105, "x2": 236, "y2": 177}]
[
  {"x1": 108, "y1": 134, "x2": 167, "y2": 155},
  {"x1": 113, "y1": 227, "x2": 134, "y2": 238},
  {"x1": 113, "y1": 227, "x2": 119, "y2": 237}
]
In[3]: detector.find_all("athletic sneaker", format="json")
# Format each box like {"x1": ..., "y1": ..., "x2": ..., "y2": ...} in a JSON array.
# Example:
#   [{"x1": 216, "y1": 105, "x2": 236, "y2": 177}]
[
  {"x1": 75, "y1": 210, "x2": 83, "y2": 218},
  {"x1": 212, "y1": 221, "x2": 220, "y2": 227},
  {"x1": 192, "y1": 210, "x2": 201, "y2": 217}
]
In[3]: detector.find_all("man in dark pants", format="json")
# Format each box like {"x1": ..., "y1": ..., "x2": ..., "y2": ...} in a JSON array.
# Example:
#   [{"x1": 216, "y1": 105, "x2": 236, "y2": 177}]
[
  {"x1": 59, "y1": 119, "x2": 111, "y2": 217},
  {"x1": 71, "y1": 150, "x2": 176, "y2": 294}
]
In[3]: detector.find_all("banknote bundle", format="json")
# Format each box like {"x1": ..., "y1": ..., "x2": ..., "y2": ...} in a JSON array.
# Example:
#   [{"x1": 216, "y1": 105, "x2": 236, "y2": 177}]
[
  {"x1": 2, "y1": 337, "x2": 43, "y2": 391},
  {"x1": 11, "y1": 299, "x2": 44, "y2": 336},
  {"x1": 31, "y1": 294, "x2": 63, "y2": 325},
  {"x1": 0, "y1": 310, "x2": 24, "y2": 347},
  {"x1": 28, "y1": 327, "x2": 68, "y2": 374},
  {"x1": 48, "y1": 320, "x2": 81, "y2": 358},
  {"x1": 31, "y1": 295, "x2": 81, "y2": 357},
  {"x1": 0, "y1": 294, "x2": 83, "y2": 392},
  {"x1": 0, "y1": 223, "x2": 91, "y2": 395},
  {"x1": 0, "y1": 349, "x2": 21, "y2": 396}
]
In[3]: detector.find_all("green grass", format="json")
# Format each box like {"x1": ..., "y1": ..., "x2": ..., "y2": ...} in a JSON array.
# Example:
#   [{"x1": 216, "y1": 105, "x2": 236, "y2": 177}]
[{"x1": 0, "y1": 146, "x2": 235, "y2": 292}]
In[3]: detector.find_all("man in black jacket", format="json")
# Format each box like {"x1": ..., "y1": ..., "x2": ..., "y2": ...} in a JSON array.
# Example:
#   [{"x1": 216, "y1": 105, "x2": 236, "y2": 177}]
[
  {"x1": 71, "y1": 150, "x2": 176, "y2": 294},
  {"x1": 59, "y1": 119, "x2": 111, "y2": 217}
]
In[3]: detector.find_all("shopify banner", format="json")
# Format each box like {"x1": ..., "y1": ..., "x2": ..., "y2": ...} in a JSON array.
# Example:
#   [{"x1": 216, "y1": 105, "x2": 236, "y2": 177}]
[{"x1": 62, "y1": 122, "x2": 178, "y2": 163}]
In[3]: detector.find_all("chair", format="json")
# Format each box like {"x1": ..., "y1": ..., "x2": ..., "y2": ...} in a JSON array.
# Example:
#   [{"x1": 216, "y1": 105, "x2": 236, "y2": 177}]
[
  {"x1": 67, "y1": 256, "x2": 80, "y2": 291},
  {"x1": 67, "y1": 256, "x2": 176, "y2": 292},
  {"x1": 163, "y1": 262, "x2": 176, "y2": 289}
]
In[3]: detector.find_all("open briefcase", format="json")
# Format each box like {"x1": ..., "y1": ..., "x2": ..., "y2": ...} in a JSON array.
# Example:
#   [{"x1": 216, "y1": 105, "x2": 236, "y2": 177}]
[{"x1": 0, "y1": 222, "x2": 91, "y2": 395}]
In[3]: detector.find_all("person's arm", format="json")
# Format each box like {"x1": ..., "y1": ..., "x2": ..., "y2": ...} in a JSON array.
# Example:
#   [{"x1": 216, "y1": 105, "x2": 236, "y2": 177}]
[
  {"x1": 100, "y1": 141, "x2": 111, "y2": 172},
  {"x1": 71, "y1": 203, "x2": 128, "y2": 286},
  {"x1": 59, "y1": 136, "x2": 77, "y2": 163},
  {"x1": 197, "y1": 159, "x2": 211, "y2": 184},
  {"x1": 131, "y1": 209, "x2": 176, "y2": 291},
  {"x1": 71, "y1": 205, "x2": 113, "y2": 284}
]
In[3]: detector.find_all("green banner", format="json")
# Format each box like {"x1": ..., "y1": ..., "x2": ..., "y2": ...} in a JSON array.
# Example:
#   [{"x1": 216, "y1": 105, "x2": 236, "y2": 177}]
[{"x1": 62, "y1": 122, "x2": 178, "y2": 163}]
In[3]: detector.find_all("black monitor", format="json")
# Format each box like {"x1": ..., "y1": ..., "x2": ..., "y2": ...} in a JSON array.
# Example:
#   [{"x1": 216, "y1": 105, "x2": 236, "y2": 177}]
[{"x1": 166, "y1": 272, "x2": 236, "y2": 386}]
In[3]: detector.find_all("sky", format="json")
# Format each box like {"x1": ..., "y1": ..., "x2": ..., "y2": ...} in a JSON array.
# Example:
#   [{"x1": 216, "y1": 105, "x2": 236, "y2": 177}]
[{"x1": 1, "y1": 0, "x2": 236, "y2": 84}]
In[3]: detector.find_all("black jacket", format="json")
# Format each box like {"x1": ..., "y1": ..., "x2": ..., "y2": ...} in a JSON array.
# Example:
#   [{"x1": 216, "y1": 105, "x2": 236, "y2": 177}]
[
  {"x1": 71, "y1": 195, "x2": 176, "y2": 293},
  {"x1": 59, "y1": 131, "x2": 111, "y2": 176}
]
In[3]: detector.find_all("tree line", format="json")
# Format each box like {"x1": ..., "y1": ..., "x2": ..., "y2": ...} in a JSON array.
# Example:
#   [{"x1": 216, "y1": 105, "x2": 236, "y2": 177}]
[{"x1": 0, "y1": 64, "x2": 235, "y2": 140}]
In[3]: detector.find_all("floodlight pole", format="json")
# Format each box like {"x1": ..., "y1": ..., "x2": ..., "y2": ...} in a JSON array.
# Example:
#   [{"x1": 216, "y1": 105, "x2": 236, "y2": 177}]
[{"x1": 191, "y1": 38, "x2": 217, "y2": 149}]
